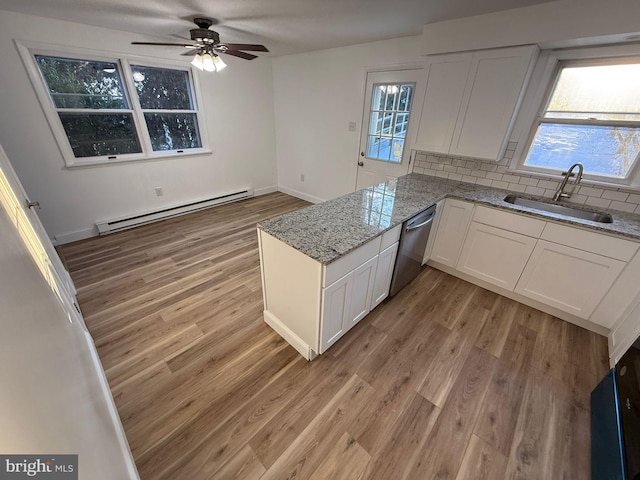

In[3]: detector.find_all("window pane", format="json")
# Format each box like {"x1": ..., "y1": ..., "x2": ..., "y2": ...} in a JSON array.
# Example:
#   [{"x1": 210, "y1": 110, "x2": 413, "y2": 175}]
[
  {"x1": 58, "y1": 113, "x2": 141, "y2": 158},
  {"x1": 369, "y1": 112, "x2": 382, "y2": 135},
  {"x1": 525, "y1": 123, "x2": 640, "y2": 177},
  {"x1": 382, "y1": 113, "x2": 393, "y2": 135},
  {"x1": 144, "y1": 113, "x2": 202, "y2": 151},
  {"x1": 378, "y1": 137, "x2": 392, "y2": 161},
  {"x1": 385, "y1": 86, "x2": 398, "y2": 110},
  {"x1": 546, "y1": 64, "x2": 640, "y2": 119},
  {"x1": 35, "y1": 55, "x2": 128, "y2": 109},
  {"x1": 366, "y1": 82, "x2": 415, "y2": 162},
  {"x1": 395, "y1": 113, "x2": 408, "y2": 138},
  {"x1": 399, "y1": 85, "x2": 412, "y2": 112},
  {"x1": 391, "y1": 139, "x2": 404, "y2": 163},
  {"x1": 131, "y1": 65, "x2": 194, "y2": 110},
  {"x1": 373, "y1": 85, "x2": 386, "y2": 111},
  {"x1": 367, "y1": 135, "x2": 380, "y2": 158}
]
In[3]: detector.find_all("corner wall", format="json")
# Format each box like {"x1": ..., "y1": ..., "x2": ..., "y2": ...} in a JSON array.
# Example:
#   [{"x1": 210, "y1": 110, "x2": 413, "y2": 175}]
[
  {"x1": 272, "y1": 35, "x2": 423, "y2": 203},
  {"x1": 0, "y1": 10, "x2": 278, "y2": 243}
]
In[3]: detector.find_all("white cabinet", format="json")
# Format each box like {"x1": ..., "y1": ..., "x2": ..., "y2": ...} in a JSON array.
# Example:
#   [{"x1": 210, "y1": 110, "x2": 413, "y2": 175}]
[
  {"x1": 413, "y1": 53, "x2": 471, "y2": 154},
  {"x1": 320, "y1": 237, "x2": 400, "y2": 354},
  {"x1": 514, "y1": 240, "x2": 626, "y2": 320},
  {"x1": 413, "y1": 45, "x2": 538, "y2": 160},
  {"x1": 321, "y1": 255, "x2": 379, "y2": 352},
  {"x1": 609, "y1": 289, "x2": 640, "y2": 366},
  {"x1": 456, "y1": 205, "x2": 544, "y2": 290},
  {"x1": 513, "y1": 222, "x2": 637, "y2": 322},
  {"x1": 371, "y1": 242, "x2": 399, "y2": 308},
  {"x1": 457, "y1": 222, "x2": 537, "y2": 291},
  {"x1": 430, "y1": 198, "x2": 474, "y2": 267},
  {"x1": 259, "y1": 224, "x2": 401, "y2": 359}
]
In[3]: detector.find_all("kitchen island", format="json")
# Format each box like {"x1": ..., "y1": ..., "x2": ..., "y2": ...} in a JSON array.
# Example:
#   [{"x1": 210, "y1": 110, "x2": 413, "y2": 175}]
[{"x1": 258, "y1": 173, "x2": 640, "y2": 360}]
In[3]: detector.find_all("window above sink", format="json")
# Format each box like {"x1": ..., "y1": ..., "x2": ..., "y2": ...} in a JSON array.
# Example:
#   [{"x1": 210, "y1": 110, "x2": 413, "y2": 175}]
[{"x1": 512, "y1": 44, "x2": 640, "y2": 188}]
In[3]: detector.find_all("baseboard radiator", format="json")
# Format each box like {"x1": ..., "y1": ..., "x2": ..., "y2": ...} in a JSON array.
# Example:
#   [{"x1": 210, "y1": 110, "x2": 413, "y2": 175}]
[{"x1": 96, "y1": 188, "x2": 254, "y2": 235}]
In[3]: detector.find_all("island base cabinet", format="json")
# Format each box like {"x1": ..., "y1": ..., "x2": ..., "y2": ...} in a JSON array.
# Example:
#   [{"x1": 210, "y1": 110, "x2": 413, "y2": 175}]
[
  {"x1": 514, "y1": 240, "x2": 626, "y2": 320},
  {"x1": 371, "y1": 242, "x2": 399, "y2": 309},
  {"x1": 320, "y1": 256, "x2": 379, "y2": 353}
]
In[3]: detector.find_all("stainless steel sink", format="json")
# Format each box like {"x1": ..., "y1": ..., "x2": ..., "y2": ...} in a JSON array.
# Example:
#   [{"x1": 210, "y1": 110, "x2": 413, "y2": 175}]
[{"x1": 503, "y1": 195, "x2": 613, "y2": 223}]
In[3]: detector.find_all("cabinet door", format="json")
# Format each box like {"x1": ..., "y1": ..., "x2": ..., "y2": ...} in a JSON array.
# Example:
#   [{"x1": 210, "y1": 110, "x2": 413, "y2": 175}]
[
  {"x1": 413, "y1": 53, "x2": 472, "y2": 154},
  {"x1": 370, "y1": 242, "x2": 399, "y2": 309},
  {"x1": 430, "y1": 199, "x2": 474, "y2": 268},
  {"x1": 346, "y1": 256, "x2": 378, "y2": 330},
  {"x1": 514, "y1": 240, "x2": 626, "y2": 319},
  {"x1": 450, "y1": 45, "x2": 537, "y2": 160},
  {"x1": 457, "y1": 222, "x2": 537, "y2": 291},
  {"x1": 320, "y1": 273, "x2": 352, "y2": 353}
]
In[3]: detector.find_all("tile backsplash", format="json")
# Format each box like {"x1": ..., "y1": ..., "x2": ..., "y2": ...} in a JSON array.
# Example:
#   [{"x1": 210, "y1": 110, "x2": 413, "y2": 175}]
[{"x1": 411, "y1": 144, "x2": 640, "y2": 214}]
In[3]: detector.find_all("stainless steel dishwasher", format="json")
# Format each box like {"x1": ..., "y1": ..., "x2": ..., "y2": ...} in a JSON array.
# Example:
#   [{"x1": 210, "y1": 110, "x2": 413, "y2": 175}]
[{"x1": 389, "y1": 204, "x2": 437, "y2": 296}]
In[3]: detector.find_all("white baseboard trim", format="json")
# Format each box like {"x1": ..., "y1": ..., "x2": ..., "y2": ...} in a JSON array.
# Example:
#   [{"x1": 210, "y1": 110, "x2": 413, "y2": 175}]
[
  {"x1": 254, "y1": 185, "x2": 278, "y2": 196},
  {"x1": 263, "y1": 310, "x2": 314, "y2": 360},
  {"x1": 277, "y1": 186, "x2": 324, "y2": 204},
  {"x1": 54, "y1": 226, "x2": 97, "y2": 245}
]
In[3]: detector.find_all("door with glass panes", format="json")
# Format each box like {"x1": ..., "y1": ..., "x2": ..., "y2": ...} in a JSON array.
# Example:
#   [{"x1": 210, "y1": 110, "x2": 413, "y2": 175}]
[{"x1": 356, "y1": 69, "x2": 423, "y2": 190}]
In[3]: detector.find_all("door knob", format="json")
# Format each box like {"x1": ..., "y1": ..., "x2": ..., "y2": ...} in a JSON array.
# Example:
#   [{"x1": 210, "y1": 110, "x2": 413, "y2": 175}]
[{"x1": 358, "y1": 161, "x2": 364, "y2": 167}]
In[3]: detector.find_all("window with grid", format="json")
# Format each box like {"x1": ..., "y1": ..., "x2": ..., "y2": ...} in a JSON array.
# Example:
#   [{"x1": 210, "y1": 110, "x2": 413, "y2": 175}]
[
  {"x1": 366, "y1": 83, "x2": 414, "y2": 163},
  {"x1": 523, "y1": 61, "x2": 640, "y2": 181},
  {"x1": 32, "y1": 53, "x2": 205, "y2": 166}
]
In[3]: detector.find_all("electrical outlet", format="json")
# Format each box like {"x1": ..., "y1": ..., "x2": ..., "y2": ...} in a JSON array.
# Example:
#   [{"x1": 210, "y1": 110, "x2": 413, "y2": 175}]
[
  {"x1": 300, "y1": 174, "x2": 305, "y2": 182},
  {"x1": 155, "y1": 187, "x2": 163, "y2": 196}
]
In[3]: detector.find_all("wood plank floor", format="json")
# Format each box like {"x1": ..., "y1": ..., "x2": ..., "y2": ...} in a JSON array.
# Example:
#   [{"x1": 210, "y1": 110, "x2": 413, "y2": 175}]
[{"x1": 59, "y1": 192, "x2": 609, "y2": 480}]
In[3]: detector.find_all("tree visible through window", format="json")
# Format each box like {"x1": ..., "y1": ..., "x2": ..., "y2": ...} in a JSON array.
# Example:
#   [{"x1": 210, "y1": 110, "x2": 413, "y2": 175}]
[
  {"x1": 33, "y1": 54, "x2": 204, "y2": 164},
  {"x1": 524, "y1": 62, "x2": 640, "y2": 179},
  {"x1": 131, "y1": 65, "x2": 201, "y2": 151}
]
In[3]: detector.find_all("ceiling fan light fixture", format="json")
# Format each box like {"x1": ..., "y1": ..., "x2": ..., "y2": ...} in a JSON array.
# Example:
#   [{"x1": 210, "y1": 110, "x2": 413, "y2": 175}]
[
  {"x1": 191, "y1": 52, "x2": 204, "y2": 70},
  {"x1": 212, "y1": 54, "x2": 227, "y2": 71},
  {"x1": 201, "y1": 52, "x2": 216, "y2": 72}
]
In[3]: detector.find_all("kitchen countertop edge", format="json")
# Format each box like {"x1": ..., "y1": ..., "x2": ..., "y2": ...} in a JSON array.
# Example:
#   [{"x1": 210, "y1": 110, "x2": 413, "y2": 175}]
[{"x1": 258, "y1": 173, "x2": 640, "y2": 265}]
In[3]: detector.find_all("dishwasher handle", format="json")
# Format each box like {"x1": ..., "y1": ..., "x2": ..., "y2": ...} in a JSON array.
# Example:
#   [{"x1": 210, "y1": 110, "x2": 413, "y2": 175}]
[{"x1": 405, "y1": 216, "x2": 434, "y2": 232}]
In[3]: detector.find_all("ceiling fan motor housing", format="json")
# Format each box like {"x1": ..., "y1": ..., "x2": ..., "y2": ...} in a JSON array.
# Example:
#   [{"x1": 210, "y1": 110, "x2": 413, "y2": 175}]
[{"x1": 190, "y1": 28, "x2": 220, "y2": 44}]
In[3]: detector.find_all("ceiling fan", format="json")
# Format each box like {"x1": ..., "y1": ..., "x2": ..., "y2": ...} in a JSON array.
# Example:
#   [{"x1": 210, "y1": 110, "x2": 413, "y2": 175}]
[{"x1": 131, "y1": 17, "x2": 269, "y2": 72}]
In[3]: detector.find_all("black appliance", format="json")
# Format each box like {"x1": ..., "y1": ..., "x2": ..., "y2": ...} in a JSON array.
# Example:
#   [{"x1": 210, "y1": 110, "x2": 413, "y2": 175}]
[{"x1": 592, "y1": 337, "x2": 640, "y2": 480}]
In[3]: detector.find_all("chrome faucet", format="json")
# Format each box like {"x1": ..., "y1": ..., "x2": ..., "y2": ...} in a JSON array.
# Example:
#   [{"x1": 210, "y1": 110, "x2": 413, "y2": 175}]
[{"x1": 552, "y1": 163, "x2": 584, "y2": 201}]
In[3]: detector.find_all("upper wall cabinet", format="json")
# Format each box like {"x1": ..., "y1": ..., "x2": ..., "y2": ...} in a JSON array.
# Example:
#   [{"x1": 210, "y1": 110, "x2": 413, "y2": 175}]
[{"x1": 412, "y1": 45, "x2": 538, "y2": 161}]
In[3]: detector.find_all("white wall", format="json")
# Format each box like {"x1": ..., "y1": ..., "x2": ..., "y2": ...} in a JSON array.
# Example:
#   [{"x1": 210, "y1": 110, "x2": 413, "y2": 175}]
[
  {"x1": 0, "y1": 10, "x2": 277, "y2": 243},
  {"x1": 421, "y1": 0, "x2": 640, "y2": 55},
  {"x1": 0, "y1": 193, "x2": 138, "y2": 478},
  {"x1": 272, "y1": 35, "x2": 423, "y2": 203}
]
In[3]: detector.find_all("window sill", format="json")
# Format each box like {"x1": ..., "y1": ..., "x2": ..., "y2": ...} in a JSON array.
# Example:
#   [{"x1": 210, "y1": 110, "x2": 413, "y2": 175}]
[{"x1": 63, "y1": 149, "x2": 213, "y2": 169}]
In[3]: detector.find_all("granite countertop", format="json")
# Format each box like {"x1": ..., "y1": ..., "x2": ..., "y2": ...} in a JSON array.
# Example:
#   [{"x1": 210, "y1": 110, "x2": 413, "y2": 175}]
[{"x1": 258, "y1": 173, "x2": 640, "y2": 264}]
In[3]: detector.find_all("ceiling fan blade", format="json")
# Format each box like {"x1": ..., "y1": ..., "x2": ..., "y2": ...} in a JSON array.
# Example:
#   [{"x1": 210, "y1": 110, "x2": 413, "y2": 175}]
[
  {"x1": 181, "y1": 49, "x2": 200, "y2": 56},
  {"x1": 131, "y1": 41, "x2": 198, "y2": 47},
  {"x1": 221, "y1": 50, "x2": 258, "y2": 60},
  {"x1": 220, "y1": 43, "x2": 269, "y2": 52}
]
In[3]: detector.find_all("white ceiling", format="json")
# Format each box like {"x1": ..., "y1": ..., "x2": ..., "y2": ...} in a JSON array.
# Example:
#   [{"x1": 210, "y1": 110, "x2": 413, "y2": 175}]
[{"x1": 0, "y1": 0, "x2": 555, "y2": 56}]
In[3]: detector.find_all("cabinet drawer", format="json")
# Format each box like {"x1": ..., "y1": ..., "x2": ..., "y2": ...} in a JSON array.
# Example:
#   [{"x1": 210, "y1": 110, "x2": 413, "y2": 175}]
[
  {"x1": 541, "y1": 223, "x2": 638, "y2": 261},
  {"x1": 473, "y1": 205, "x2": 545, "y2": 238},
  {"x1": 380, "y1": 224, "x2": 402, "y2": 251},
  {"x1": 324, "y1": 236, "x2": 381, "y2": 286}
]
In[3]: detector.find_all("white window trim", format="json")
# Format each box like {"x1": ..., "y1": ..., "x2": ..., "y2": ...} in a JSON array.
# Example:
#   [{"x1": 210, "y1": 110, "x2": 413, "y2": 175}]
[
  {"x1": 15, "y1": 40, "x2": 211, "y2": 168},
  {"x1": 508, "y1": 43, "x2": 640, "y2": 188}
]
